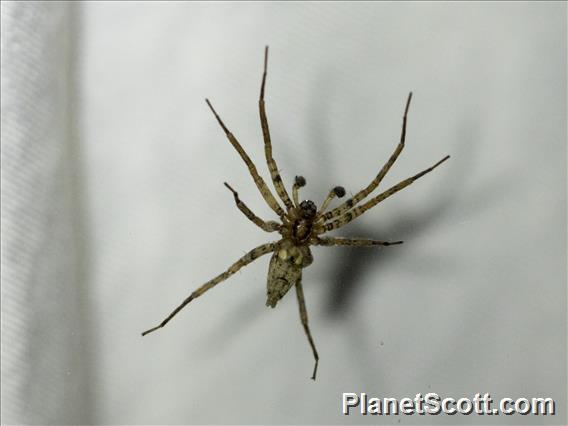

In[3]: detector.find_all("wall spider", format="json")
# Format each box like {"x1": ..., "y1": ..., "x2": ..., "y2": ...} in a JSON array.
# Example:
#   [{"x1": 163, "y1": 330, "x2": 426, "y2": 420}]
[{"x1": 142, "y1": 47, "x2": 450, "y2": 381}]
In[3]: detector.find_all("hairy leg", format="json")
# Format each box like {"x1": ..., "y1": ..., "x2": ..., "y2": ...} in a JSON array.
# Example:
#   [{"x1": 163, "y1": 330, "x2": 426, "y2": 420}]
[
  {"x1": 259, "y1": 46, "x2": 295, "y2": 211},
  {"x1": 206, "y1": 99, "x2": 286, "y2": 219},
  {"x1": 224, "y1": 182, "x2": 281, "y2": 232},
  {"x1": 295, "y1": 277, "x2": 319, "y2": 380},
  {"x1": 142, "y1": 242, "x2": 277, "y2": 336},
  {"x1": 321, "y1": 93, "x2": 413, "y2": 222},
  {"x1": 322, "y1": 155, "x2": 450, "y2": 233},
  {"x1": 315, "y1": 237, "x2": 403, "y2": 247}
]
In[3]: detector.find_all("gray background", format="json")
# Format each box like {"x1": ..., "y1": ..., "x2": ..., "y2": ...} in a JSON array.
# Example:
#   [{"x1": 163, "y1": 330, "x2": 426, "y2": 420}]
[{"x1": 1, "y1": 1, "x2": 566, "y2": 425}]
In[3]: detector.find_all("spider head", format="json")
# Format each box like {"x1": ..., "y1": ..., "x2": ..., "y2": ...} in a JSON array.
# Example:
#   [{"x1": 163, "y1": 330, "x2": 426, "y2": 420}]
[{"x1": 299, "y1": 200, "x2": 317, "y2": 219}]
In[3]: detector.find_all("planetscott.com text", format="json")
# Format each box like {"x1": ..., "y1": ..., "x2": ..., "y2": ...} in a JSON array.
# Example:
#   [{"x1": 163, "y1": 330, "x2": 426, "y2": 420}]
[{"x1": 342, "y1": 392, "x2": 555, "y2": 416}]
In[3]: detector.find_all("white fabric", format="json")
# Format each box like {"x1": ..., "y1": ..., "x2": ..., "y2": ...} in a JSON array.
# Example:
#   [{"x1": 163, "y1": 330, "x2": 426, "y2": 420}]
[
  {"x1": 2, "y1": 2, "x2": 91, "y2": 424},
  {"x1": 1, "y1": 2, "x2": 566, "y2": 424}
]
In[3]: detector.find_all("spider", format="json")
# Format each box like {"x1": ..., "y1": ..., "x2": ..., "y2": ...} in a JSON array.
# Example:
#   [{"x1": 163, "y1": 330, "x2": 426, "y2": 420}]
[{"x1": 142, "y1": 47, "x2": 450, "y2": 381}]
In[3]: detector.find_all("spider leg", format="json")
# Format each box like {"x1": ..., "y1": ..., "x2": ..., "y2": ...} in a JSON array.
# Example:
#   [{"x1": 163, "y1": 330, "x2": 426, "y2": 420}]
[
  {"x1": 259, "y1": 46, "x2": 295, "y2": 211},
  {"x1": 142, "y1": 242, "x2": 277, "y2": 336},
  {"x1": 224, "y1": 182, "x2": 281, "y2": 232},
  {"x1": 315, "y1": 236, "x2": 403, "y2": 247},
  {"x1": 321, "y1": 155, "x2": 450, "y2": 233},
  {"x1": 292, "y1": 175, "x2": 306, "y2": 207},
  {"x1": 206, "y1": 99, "x2": 286, "y2": 219},
  {"x1": 321, "y1": 93, "x2": 413, "y2": 222},
  {"x1": 294, "y1": 276, "x2": 319, "y2": 381}
]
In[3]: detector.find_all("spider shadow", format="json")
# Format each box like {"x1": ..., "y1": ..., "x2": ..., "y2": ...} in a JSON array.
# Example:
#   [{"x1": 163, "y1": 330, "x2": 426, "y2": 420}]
[
  {"x1": 301, "y1": 77, "x2": 503, "y2": 320},
  {"x1": 302, "y1": 82, "x2": 519, "y2": 389}
]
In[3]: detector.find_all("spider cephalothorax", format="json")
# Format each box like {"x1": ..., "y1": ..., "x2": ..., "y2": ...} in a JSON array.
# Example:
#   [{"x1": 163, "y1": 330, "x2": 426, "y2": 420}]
[
  {"x1": 142, "y1": 47, "x2": 449, "y2": 381},
  {"x1": 281, "y1": 198, "x2": 318, "y2": 244}
]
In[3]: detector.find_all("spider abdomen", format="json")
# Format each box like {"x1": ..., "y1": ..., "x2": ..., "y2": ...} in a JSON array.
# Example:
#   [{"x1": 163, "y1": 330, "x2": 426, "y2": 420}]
[{"x1": 266, "y1": 241, "x2": 313, "y2": 308}]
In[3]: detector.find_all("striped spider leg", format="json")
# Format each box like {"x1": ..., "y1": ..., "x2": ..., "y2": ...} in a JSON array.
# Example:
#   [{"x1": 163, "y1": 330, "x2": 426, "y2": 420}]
[
  {"x1": 141, "y1": 243, "x2": 277, "y2": 337},
  {"x1": 312, "y1": 93, "x2": 450, "y2": 236}
]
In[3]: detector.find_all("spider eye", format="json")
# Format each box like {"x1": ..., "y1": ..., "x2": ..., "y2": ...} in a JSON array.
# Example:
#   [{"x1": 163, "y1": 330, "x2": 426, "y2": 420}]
[{"x1": 299, "y1": 200, "x2": 317, "y2": 219}]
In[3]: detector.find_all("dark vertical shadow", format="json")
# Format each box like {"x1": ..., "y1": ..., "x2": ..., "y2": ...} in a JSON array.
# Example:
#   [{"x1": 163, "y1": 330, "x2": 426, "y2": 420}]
[{"x1": 66, "y1": 3, "x2": 97, "y2": 424}]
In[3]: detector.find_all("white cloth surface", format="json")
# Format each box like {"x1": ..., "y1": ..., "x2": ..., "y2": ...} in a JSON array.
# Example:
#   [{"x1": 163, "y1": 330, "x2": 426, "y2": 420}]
[
  {"x1": 1, "y1": 2, "x2": 566, "y2": 424},
  {"x1": 2, "y1": 2, "x2": 91, "y2": 424}
]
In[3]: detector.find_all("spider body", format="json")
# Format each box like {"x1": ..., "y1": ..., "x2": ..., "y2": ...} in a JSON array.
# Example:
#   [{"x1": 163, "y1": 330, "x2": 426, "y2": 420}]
[
  {"x1": 266, "y1": 240, "x2": 311, "y2": 308},
  {"x1": 281, "y1": 200, "x2": 317, "y2": 244},
  {"x1": 142, "y1": 47, "x2": 450, "y2": 381}
]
